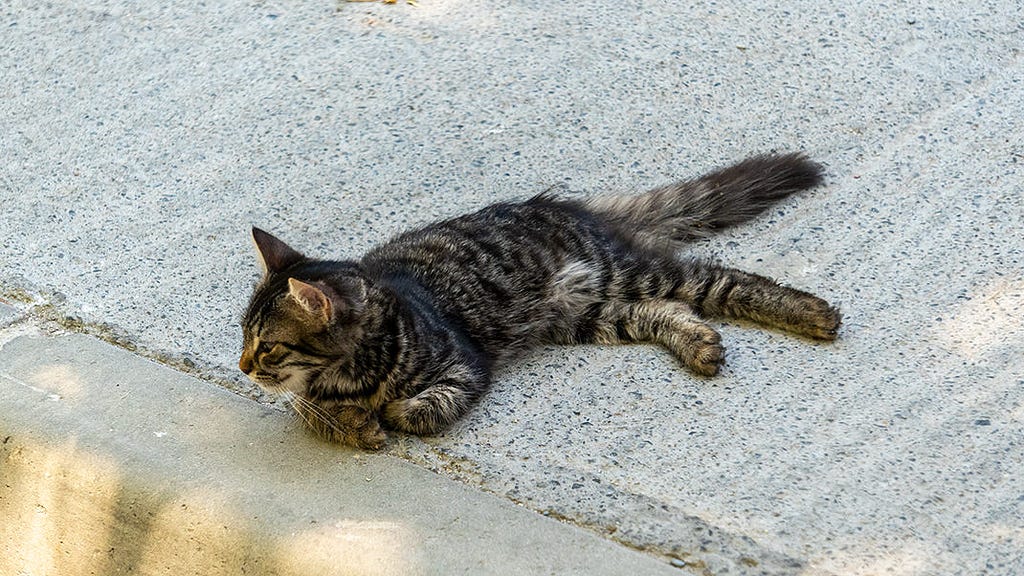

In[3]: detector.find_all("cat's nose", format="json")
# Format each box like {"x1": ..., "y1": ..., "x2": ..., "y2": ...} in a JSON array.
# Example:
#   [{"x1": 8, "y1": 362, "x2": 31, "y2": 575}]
[{"x1": 238, "y1": 351, "x2": 254, "y2": 374}]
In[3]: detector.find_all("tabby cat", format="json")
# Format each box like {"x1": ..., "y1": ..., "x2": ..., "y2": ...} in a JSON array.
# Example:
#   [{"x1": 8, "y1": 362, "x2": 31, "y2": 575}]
[{"x1": 240, "y1": 153, "x2": 841, "y2": 449}]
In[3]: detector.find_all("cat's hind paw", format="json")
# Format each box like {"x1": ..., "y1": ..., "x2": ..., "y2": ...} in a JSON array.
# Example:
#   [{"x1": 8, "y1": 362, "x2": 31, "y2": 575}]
[
  {"x1": 801, "y1": 299, "x2": 842, "y2": 341},
  {"x1": 674, "y1": 324, "x2": 725, "y2": 377}
]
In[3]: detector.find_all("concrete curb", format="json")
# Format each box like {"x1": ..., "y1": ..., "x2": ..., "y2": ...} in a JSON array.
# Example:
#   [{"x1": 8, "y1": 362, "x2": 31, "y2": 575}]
[{"x1": 0, "y1": 328, "x2": 682, "y2": 575}]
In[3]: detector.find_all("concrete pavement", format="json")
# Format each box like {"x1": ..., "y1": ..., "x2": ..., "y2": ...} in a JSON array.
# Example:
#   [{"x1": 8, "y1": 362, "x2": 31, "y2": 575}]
[{"x1": 2, "y1": 1, "x2": 1023, "y2": 574}]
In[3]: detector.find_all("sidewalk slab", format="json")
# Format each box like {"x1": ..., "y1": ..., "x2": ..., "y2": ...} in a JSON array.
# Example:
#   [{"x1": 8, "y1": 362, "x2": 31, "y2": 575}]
[
  {"x1": 0, "y1": 331, "x2": 681, "y2": 576},
  {"x1": 0, "y1": 303, "x2": 21, "y2": 326}
]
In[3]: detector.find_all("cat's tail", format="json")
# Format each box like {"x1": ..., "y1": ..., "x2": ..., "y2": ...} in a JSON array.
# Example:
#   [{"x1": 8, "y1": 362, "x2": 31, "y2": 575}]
[{"x1": 584, "y1": 152, "x2": 824, "y2": 249}]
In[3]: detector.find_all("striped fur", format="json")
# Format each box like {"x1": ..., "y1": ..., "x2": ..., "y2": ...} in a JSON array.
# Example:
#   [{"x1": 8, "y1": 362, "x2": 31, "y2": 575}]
[{"x1": 240, "y1": 153, "x2": 841, "y2": 449}]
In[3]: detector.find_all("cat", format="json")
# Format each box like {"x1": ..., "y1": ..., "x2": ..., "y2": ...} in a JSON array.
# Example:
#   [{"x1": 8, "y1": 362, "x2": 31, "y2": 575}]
[{"x1": 239, "y1": 153, "x2": 841, "y2": 449}]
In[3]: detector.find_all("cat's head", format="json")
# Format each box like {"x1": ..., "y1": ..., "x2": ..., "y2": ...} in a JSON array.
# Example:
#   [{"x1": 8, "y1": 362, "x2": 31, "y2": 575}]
[{"x1": 239, "y1": 227, "x2": 366, "y2": 395}]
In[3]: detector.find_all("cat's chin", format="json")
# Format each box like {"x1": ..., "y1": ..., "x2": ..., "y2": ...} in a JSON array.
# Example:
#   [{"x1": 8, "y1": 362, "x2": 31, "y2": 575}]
[
  {"x1": 245, "y1": 373, "x2": 286, "y2": 391},
  {"x1": 256, "y1": 374, "x2": 307, "y2": 397},
  {"x1": 257, "y1": 382, "x2": 287, "y2": 394}
]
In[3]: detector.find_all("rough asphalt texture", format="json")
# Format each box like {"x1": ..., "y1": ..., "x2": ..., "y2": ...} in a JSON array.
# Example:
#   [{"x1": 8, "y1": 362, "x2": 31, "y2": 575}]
[{"x1": 2, "y1": 1, "x2": 1023, "y2": 574}]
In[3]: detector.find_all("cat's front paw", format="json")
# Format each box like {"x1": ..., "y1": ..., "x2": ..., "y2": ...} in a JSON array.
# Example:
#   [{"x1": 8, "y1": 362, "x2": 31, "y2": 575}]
[
  {"x1": 348, "y1": 426, "x2": 387, "y2": 451},
  {"x1": 297, "y1": 401, "x2": 388, "y2": 450},
  {"x1": 336, "y1": 406, "x2": 388, "y2": 450}
]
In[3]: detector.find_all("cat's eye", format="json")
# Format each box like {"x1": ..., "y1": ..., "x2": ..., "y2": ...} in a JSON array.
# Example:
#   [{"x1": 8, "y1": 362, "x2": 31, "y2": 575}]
[{"x1": 256, "y1": 341, "x2": 277, "y2": 355}]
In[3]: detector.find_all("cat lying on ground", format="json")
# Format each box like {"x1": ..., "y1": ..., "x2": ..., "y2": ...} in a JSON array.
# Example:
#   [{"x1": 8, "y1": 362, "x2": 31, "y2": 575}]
[{"x1": 240, "y1": 153, "x2": 841, "y2": 449}]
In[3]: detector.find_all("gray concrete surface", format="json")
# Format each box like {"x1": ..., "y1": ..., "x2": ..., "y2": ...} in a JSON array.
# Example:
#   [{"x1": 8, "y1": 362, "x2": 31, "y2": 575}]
[
  {"x1": 2, "y1": 1, "x2": 1022, "y2": 574},
  {"x1": 0, "y1": 330, "x2": 681, "y2": 575},
  {"x1": 0, "y1": 302, "x2": 22, "y2": 326}
]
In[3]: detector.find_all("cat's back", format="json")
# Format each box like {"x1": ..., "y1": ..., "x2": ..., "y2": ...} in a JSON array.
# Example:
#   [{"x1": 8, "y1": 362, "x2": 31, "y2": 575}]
[
  {"x1": 363, "y1": 195, "x2": 606, "y2": 279},
  {"x1": 360, "y1": 196, "x2": 614, "y2": 354}
]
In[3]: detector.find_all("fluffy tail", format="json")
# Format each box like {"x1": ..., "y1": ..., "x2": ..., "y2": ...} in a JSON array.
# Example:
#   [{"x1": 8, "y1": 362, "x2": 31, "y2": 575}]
[{"x1": 585, "y1": 152, "x2": 824, "y2": 249}]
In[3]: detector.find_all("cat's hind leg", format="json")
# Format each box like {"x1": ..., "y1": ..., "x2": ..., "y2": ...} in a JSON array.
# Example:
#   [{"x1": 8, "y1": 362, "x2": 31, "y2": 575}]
[
  {"x1": 671, "y1": 260, "x2": 841, "y2": 340},
  {"x1": 595, "y1": 300, "x2": 725, "y2": 376}
]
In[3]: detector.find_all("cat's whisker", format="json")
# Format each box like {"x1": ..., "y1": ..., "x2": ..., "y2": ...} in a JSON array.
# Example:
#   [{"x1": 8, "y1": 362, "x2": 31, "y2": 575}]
[
  {"x1": 284, "y1": 394, "x2": 318, "y2": 430},
  {"x1": 280, "y1": 392, "x2": 317, "y2": 430},
  {"x1": 290, "y1": 394, "x2": 346, "y2": 436}
]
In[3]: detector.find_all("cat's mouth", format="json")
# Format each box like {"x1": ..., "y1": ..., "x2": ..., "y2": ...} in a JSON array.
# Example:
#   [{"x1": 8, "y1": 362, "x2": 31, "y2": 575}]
[
  {"x1": 244, "y1": 370, "x2": 281, "y2": 388},
  {"x1": 249, "y1": 372, "x2": 305, "y2": 396}
]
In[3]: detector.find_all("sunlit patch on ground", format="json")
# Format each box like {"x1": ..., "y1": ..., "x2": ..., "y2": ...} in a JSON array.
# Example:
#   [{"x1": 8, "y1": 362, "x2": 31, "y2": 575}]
[{"x1": 936, "y1": 278, "x2": 1024, "y2": 361}]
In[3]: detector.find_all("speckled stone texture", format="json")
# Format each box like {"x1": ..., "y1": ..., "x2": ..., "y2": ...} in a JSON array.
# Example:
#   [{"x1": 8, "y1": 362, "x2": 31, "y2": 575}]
[
  {"x1": 0, "y1": 303, "x2": 21, "y2": 326},
  {"x1": 2, "y1": 1, "x2": 1022, "y2": 573}
]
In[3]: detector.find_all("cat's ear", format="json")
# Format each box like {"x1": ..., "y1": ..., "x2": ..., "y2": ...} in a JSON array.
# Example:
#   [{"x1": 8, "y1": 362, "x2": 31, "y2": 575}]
[
  {"x1": 252, "y1": 227, "x2": 305, "y2": 274},
  {"x1": 287, "y1": 278, "x2": 332, "y2": 323}
]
